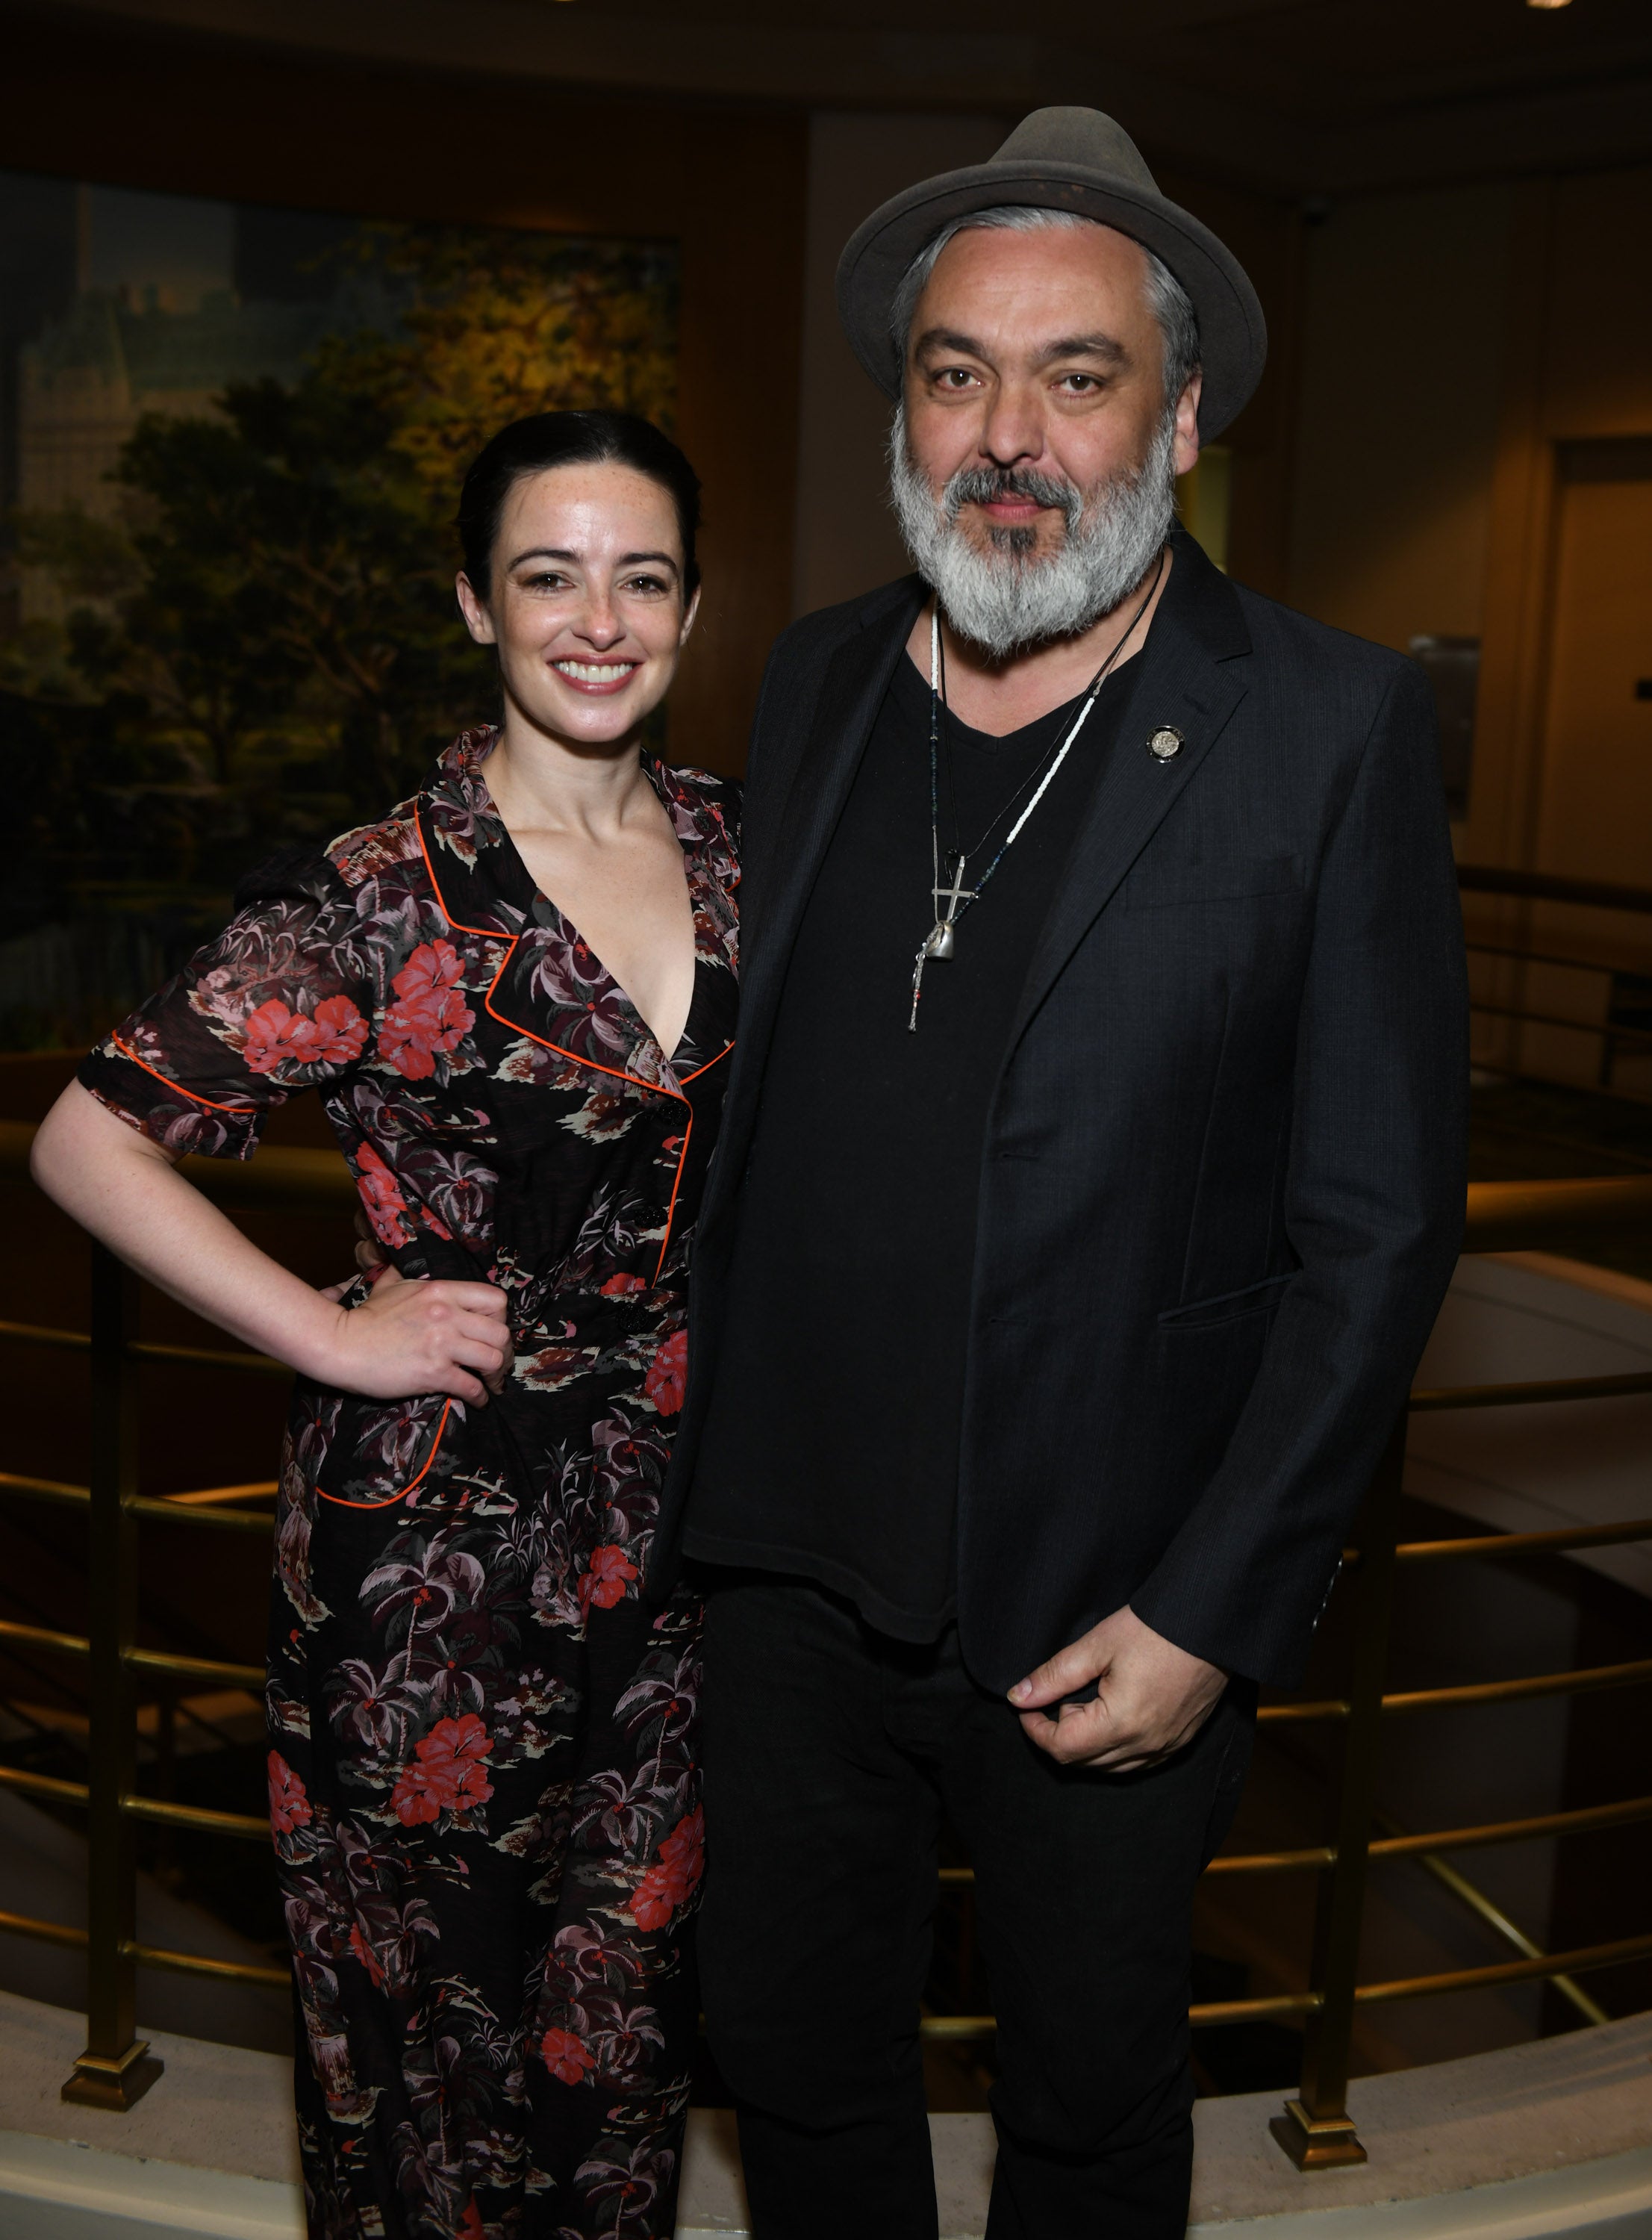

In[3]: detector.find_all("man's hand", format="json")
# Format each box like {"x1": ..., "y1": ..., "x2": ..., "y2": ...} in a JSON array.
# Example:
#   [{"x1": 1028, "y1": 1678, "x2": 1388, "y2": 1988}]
[{"x1": 1009, "y1": 1606, "x2": 1227, "y2": 1772}]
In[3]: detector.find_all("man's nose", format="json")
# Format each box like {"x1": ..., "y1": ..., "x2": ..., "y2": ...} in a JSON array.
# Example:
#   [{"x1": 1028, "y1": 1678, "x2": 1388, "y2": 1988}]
[{"x1": 978, "y1": 383, "x2": 1045, "y2": 471}]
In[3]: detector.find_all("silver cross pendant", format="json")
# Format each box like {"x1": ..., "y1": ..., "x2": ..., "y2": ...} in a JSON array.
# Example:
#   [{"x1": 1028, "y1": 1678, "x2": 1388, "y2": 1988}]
[{"x1": 908, "y1": 859, "x2": 975, "y2": 1031}]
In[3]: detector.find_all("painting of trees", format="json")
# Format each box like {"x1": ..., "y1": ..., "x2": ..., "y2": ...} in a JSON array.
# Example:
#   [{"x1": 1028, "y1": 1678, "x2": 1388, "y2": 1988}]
[{"x1": 1, "y1": 219, "x2": 677, "y2": 1047}]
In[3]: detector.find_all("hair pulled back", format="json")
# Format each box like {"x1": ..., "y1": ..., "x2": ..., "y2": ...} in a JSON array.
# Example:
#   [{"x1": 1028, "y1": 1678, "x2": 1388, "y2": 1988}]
[{"x1": 457, "y1": 410, "x2": 702, "y2": 603}]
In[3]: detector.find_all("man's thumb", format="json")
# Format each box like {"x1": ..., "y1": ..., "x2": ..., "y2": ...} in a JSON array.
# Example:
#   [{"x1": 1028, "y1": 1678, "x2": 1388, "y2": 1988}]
[{"x1": 1009, "y1": 1648, "x2": 1083, "y2": 1708}]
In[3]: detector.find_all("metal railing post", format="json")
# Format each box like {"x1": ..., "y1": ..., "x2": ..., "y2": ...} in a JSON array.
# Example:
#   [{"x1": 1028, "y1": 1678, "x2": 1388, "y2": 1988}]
[
  {"x1": 61, "y1": 1244, "x2": 163, "y2": 2110},
  {"x1": 1271, "y1": 1410, "x2": 1406, "y2": 2170}
]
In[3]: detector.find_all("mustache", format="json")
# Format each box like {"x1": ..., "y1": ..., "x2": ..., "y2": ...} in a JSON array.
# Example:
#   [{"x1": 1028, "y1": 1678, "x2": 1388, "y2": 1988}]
[{"x1": 942, "y1": 465, "x2": 1082, "y2": 530}]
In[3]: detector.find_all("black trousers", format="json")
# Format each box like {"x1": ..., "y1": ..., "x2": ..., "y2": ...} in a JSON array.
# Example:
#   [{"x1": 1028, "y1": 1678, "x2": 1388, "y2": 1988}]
[{"x1": 697, "y1": 1576, "x2": 1256, "y2": 2240}]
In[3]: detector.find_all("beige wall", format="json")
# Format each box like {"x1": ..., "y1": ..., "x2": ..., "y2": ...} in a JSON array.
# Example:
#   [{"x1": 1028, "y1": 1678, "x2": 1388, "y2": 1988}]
[
  {"x1": 1284, "y1": 167, "x2": 1652, "y2": 1082},
  {"x1": 1284, "y1": 183, "x2": 1518, "y2": 651}
]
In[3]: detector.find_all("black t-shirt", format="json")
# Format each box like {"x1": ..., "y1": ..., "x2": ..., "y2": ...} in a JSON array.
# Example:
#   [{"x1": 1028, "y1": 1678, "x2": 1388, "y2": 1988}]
[{"x1": 684, "y1": 639, "x2": 1132, "y2": 1639}]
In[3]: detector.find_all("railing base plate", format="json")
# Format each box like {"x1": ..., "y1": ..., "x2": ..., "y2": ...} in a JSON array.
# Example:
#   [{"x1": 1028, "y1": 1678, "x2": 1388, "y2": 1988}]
[
  {"x1": 1271, "y1": 2100, "x2": 1368, "y2": 2170},
  {"x1": 61, "y1": 2041, "x2": 164, "y2": 2110}
]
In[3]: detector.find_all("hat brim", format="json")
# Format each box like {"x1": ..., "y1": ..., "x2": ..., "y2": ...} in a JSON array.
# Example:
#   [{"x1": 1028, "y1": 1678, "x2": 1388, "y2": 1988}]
[{"x1": 835, "y1": 159, "x2": 1267, "y2": 443}]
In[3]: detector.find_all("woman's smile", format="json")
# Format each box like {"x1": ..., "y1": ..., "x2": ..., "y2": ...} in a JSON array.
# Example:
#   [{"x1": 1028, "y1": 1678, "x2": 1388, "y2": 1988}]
[{"x1": 552, "y1": 656, "x2": 643, "y2": 693}]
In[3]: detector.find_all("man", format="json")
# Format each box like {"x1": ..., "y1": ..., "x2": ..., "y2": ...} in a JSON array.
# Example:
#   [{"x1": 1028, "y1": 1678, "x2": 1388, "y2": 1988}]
[{"x1": 658, "y1": 108, "x2": 1467, "y2": 2237}]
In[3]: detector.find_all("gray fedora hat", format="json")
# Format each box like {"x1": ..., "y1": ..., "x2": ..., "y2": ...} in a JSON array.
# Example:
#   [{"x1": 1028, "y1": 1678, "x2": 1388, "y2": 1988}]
[{"x1": 836, "y1": 106, "x2": 1266, "y2": 441}]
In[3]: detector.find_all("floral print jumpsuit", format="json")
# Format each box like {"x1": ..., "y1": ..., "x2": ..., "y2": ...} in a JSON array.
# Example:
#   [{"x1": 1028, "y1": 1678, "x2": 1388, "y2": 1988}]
[{"x1": 79, "y1": 731, "x2": 739, "y2": 2240}]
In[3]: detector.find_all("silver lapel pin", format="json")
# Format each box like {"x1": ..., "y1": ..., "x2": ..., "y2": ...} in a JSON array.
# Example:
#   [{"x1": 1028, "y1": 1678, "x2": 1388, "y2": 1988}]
[{"x1": 1148, "y1": 726, "x2": 1185, "y2": 761}]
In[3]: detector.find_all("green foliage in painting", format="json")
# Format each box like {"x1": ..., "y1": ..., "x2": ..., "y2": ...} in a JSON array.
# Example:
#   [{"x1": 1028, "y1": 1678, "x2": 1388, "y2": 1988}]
[{"x1": 2, "y1": 223, "x2": 677, "y2": 1047}]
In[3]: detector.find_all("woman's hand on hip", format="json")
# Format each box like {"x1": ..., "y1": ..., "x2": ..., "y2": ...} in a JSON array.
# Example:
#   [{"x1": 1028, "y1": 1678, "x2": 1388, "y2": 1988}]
[{"x1": 325, "y1": 1267, "x2": 512, "y2": 1406}]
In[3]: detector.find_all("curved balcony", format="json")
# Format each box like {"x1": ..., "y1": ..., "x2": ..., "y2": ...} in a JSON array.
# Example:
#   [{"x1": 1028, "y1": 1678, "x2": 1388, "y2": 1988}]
[{"x1": 1, "y1": 1118, "x2": 1650, "y2": 2236}]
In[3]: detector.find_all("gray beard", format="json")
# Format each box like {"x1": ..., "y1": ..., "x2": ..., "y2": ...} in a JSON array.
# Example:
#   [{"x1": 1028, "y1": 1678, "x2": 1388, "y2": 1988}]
[{"x1": 888, "y1": 404, "x2": 1178, "y2": 659}]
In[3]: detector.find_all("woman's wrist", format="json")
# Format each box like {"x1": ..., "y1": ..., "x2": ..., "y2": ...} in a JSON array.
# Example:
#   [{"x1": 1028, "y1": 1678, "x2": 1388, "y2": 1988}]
[{"x1": 262, "y1": 1283, "x2": 352, "y2": 1386}]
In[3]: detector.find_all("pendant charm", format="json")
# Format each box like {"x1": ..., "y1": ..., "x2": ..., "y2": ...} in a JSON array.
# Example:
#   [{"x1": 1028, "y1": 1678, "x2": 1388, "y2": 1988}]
[
  {"x1": 908, "y1": 922, "x2": 954, "y2": 1030},
  {"x1": 1147, "y1": 725, "x2": 1185, "y2": 761},
  {"x1": 911, "y1": 856, "x2": 974, "y2": 1030}
]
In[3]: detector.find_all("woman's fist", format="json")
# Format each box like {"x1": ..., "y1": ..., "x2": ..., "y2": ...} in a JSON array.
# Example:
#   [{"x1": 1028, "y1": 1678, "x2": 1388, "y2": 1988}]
[{"x1": 324, "y1": 1266, "x2": 513, "y2": 1406}]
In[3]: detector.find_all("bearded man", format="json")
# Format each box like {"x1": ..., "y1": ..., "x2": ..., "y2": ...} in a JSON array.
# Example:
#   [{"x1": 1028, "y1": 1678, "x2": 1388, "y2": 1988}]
[{"x1": 657, "y1": 109, "x2": 1467, "y2": 2239}]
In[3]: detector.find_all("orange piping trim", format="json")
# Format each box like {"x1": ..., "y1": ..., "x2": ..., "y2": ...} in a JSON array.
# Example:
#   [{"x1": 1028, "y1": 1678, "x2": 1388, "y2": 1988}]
[
  {"x1": 653, "y1": 1110, "x2": 693, "y2": 1285},
  {"x1": 414, "y1": 803, "x2": 737, "y2": 1276},
  {"x1": 314, "y1": 1399, "x2": 454, "y2": 1510},
  {"x1": 106, "y1": 1036, "x2": 258, "y2": 1118},
  {"x1": 414, "y1": 803, "x2": 685, "y2": 1101},
  {"x1": 650, "y1": 1039, "x2": 734, "y2": 1281}
]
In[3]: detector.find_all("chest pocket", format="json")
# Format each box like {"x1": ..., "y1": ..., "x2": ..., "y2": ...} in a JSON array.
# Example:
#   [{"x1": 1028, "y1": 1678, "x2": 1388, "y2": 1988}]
[{"x1": 1123, "y1": 853, "x2": 1304, "y2": 910}]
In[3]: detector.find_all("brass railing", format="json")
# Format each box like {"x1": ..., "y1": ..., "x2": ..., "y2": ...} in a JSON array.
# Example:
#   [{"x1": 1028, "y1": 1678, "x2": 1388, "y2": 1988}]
[
  {"x1": 920, "y1": 1175, "x2": 1652, "y2": 2164},
  {"x1": 2, "y1": 1122, "x2": 1652, "y2": 2162},
  {"x1": 1459, "y1": 863, "x2": 1652, "y2": 1098},
  {"x1": 0, "y1": 1118, "x2": 353, "y2": 2107}
]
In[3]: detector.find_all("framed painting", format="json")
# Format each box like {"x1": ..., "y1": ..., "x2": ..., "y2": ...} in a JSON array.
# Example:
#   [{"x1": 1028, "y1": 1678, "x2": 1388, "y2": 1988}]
[{"x1": 0, "y1": 175, "x2": 680, "y2": 1049}]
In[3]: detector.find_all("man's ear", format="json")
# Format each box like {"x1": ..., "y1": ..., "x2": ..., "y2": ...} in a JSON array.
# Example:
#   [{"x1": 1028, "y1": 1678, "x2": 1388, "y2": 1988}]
[
  {"x1": 1171, "y1": 373, "x2": 1203, "y2": 479},
  {"x1": 455, "y1": 571, "x2": 498, "y2": 647}
]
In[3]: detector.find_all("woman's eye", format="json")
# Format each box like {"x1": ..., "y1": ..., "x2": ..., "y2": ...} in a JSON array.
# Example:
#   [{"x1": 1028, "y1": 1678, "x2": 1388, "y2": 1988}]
[
  {"x1": 623, "y1": 574, "x2": 670, "y2": 597},
  {"x1": 523, "y1": 571, "x2": 572, "y2": 592}
]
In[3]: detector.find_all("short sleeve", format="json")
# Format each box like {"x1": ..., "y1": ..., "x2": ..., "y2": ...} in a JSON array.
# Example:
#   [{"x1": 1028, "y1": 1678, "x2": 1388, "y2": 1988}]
[{"x1": 78, "y1": 850, "x2": 374, "y2": 1160}]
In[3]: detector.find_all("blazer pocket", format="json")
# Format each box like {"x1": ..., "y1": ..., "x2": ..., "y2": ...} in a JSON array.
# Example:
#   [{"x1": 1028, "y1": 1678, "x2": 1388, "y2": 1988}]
[
  {"x1": 1159, "y1": 1269, "x2": 1297, "y2": 1331},
  {"x1": 1124, "y1": 854, "x2": 1304, "y2": 910}
]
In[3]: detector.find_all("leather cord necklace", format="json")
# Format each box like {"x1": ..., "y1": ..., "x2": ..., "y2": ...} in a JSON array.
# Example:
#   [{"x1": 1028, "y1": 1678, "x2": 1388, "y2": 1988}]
[{"x1": 908, "y1": 547, "x2": 1167, "y2": 1033}]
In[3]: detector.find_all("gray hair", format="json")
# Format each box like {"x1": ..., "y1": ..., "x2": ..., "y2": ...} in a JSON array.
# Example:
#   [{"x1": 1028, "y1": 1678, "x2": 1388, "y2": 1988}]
[{"x1": 887, "y1": 205, "x2": 1200, "y2": 408}]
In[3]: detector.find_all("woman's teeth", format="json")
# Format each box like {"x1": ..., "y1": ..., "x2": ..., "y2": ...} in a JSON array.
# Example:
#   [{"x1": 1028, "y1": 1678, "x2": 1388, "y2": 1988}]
[{"x1": 555, "y1": 659, "x2": 635, "y2": 682}]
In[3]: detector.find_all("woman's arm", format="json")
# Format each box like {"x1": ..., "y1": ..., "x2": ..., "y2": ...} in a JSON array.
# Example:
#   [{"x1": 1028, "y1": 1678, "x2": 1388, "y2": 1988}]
[{"x1": 31, "y1": 1083, "x2": 509, "y2": 1407}]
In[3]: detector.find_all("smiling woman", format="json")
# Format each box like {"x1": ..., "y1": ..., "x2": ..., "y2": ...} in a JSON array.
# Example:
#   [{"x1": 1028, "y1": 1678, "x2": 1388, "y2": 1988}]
[
  {"x1": 452, "y1": 414, "x2": 707, "y2": 1057},
  {"x1": 27, "y1": 408, "x2": 740, "y2": 2239}
]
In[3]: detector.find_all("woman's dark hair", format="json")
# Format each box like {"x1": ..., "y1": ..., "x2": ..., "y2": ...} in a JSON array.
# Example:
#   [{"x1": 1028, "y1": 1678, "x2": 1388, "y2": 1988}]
[{"x1": 457, "y1": 410, "x2": 701, "y2": 603}]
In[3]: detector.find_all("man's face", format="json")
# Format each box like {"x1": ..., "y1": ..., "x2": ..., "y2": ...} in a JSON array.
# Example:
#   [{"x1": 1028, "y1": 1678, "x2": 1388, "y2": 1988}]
[{"x1": 902, "y1": 221, "x2": 1200, "y2": 556}]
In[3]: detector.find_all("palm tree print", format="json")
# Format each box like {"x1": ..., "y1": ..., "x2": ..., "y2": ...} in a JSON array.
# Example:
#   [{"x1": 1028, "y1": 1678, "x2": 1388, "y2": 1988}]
[{"x1": 79, "y1": 732, "x2": 737, "y2": 2236}]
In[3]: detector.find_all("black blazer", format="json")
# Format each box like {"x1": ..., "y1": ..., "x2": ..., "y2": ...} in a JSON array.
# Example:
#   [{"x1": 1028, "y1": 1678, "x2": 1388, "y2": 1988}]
[{"x1": 658, "y1": 532, "x2": 1468, "y2": 1691}]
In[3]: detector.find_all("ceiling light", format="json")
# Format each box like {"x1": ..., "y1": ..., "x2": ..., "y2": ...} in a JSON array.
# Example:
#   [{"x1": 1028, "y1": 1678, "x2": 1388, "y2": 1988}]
[{"x1": 1526, "y1": 0, "x2": 1572, "y2": 10}]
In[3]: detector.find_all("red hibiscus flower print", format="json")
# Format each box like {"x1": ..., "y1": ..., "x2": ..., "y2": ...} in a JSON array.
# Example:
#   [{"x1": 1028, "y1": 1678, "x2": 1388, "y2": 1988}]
[
  {"x1": 267, "y1": 1751, "x2": 312, "y2": 1834},
  {"x1": 242, "y1": 994, "x2": 367, "y2": 1077},
  {"x1": 309, "y1": 996, "x2": 370, "y2": 1064},
  {"x1": 579, "y1": 1544, "x2": 639, "y2": 1618},
  {"x1": 659, "y1": 1805, "x2": 705, "y2": 1892},
  {"x1": 629, "y1": 1805, "x2": 705, "y2": 1930},
  {"x1": 459, "y1": 2204, "x2": 484, "y2": 2239},
  {"x1": 540, "y1": 2025, "x2": 596, "y2": 2085},
  {"x1": 379, "y1": 940, "x2": 475, "y2": 1080},
  {"x1": 390, "y1": 1712, "x2": 494, "y2": 1826},
  {"x1": 600, "y1": 1274, "x2": 647, "y2": 1298},
  {"x1": 347, "y1": 1923, "x2": 386, "y2": 1988},
  {"x1": 643, "y1": 1330, "x2": 687, "y2": 1416},
  {"x1": 355, "y1": 1142, "x2": 411, "y2": 1249}
]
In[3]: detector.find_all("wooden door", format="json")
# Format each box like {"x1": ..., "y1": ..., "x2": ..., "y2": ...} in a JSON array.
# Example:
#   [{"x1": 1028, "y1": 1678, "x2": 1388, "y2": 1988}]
[
  {"x1": 1536, "y1": 441, "x2": 1652, "y2": 891},
  {"x1": 1518, "y1": 441, "x2": 1652, "y2": 1089}
]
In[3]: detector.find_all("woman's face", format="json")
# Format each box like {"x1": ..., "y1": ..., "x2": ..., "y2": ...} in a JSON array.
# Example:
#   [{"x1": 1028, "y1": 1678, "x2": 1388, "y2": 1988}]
[{"x1": 456, "y1": 461, "x2": 696, "y2": 749}]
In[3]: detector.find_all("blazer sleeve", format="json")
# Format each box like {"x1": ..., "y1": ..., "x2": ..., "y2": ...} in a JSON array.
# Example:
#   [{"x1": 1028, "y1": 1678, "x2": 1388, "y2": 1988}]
[{"x1": 1128, "y1": 660, "x2": 1468, "y2": 1686}]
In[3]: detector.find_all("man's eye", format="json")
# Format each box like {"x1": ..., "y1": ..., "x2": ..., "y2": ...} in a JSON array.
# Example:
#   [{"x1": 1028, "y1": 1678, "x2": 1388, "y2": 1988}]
[
  {"x1": 1059, "y1": 374, "x2": 1103, "y2": 394},
  {"x1": 936, "y1": 368, "x2": 976, "y2": 389}
]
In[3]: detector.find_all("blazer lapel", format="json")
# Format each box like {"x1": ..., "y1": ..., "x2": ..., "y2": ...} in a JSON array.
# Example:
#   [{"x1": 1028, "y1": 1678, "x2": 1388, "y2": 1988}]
[{"x1": 1006, "y1": 544, "x2": 1252, "y2": 1053}]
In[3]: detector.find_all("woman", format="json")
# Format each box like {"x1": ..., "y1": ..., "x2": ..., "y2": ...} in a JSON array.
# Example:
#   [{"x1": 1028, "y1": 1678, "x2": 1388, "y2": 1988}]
[{"x1": 31, "y1": 411, "x2": 738, "y2": 2239}]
